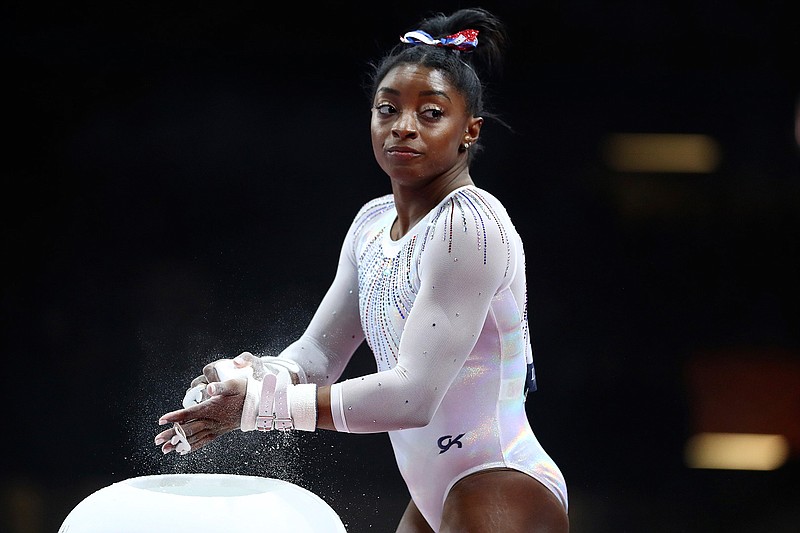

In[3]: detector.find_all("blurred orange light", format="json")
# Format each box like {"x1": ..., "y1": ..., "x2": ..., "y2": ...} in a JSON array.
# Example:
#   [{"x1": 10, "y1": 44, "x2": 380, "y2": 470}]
[
  {"x1": 604, "y1": 133, "x2": 721, "y2": 173},
  {"x1": 685, "y1": 432, "x2": 789, "y2": 470},
  {"x1": 684, "y1": 348, "x2": 800, "y2": 471}
]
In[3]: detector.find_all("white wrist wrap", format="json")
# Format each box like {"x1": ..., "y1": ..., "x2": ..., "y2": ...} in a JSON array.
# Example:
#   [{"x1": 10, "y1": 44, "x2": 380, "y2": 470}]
[
  {"x1": 251, "y1": 367, "x2": 317, "y2": 432},
  {"x1": 287, "y1": 383, "x2": 318, "y2": 432}
]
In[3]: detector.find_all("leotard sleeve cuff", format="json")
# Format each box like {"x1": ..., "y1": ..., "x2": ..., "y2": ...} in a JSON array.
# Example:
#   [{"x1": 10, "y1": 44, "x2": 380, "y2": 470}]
[{"x1": 329, "y1": 383, "x2": 351, "y2": 433}]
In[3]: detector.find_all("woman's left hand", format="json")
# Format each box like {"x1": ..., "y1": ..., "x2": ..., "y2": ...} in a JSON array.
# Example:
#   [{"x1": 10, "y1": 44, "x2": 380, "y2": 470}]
[{"x1": 154, "y1": 377, "x2": 247, "y2": 454}]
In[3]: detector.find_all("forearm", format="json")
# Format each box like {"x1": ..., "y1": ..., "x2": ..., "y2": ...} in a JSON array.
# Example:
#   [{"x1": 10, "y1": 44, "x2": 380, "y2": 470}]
[
  {"x1": 276, "y1": 334, "x2": 354, "y2": 386},
  {"x1": 276, "y1": 245, "x2": 364, "y2": 385},
  {"x1": 316, "y1": 385, "x2": 335, "y2": 431}
]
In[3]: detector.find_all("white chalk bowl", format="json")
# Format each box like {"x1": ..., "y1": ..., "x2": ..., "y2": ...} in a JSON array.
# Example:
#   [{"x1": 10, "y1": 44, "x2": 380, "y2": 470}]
[{"x1": 58, "y1": 473, "x2": 347, "y2": 532}]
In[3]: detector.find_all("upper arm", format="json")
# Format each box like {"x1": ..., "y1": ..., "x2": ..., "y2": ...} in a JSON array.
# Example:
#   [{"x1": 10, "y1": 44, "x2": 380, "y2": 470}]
[
  {"x1": 395, "y1": 194, "x2": 511, "y2": 404},
  {"x1": 333, "y1": 191, "x2": 516, "y2": 432}
]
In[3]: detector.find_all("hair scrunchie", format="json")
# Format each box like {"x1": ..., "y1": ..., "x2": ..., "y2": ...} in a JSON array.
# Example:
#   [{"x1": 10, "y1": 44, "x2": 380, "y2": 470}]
[{"x1": 400, "y1": 29, "x2": 479, "y2": 51}]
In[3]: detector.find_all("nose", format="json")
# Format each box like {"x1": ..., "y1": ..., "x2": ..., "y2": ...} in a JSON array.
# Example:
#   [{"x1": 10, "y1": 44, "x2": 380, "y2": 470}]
[{"x1": 391, "y1": 112, "x2": 418, "y2": 139}]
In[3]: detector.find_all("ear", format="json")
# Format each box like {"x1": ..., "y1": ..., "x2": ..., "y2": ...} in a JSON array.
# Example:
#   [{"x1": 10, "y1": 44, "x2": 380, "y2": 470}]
[{"x1": 465, "y1": 116, "x2": 484, "y2": 144}]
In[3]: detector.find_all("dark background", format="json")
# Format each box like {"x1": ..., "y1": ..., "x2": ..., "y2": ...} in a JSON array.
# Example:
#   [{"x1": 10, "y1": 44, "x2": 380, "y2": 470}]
[{"x1": 3, "y1": 1, "x2": 799, "y2": 531}]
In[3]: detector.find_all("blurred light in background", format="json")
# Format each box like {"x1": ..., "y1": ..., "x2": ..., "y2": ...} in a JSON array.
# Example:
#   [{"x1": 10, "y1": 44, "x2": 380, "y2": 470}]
[
  {"x1": 685, "y1": 432, "x2": 790, "y2": 470},
  {"x1": 684, "y1": 348, "x2": 800, "y2": 471},
  {"x1": 603, "y1": 133, "x2": 721, "y2": 173}
]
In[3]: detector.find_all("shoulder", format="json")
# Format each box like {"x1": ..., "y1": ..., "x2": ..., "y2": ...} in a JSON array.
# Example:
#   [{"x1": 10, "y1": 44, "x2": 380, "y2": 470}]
[
  {"x1": 419, "y1": 186, "x2": 518, "y2": 278},
  {"x1": 426, "y1": 186, "x2": 516, "y2": 242},
  {"x1": 345, "y1": 193, "x2": 395, "y2": 243},
  {"x1": 353, "y1": 194, "x2": 394, "y2": 224}
]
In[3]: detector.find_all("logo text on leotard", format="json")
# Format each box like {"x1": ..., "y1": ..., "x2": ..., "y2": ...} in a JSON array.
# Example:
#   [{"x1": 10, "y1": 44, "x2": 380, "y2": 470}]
[{"x1": 437, "y1": 433, "x2": 465, "y2": 454}]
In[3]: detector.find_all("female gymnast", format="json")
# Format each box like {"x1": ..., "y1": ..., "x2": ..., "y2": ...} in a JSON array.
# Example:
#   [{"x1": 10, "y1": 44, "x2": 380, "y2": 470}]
[{"x1": 155, "y1": 7, "x2": 569, "y2": 532}]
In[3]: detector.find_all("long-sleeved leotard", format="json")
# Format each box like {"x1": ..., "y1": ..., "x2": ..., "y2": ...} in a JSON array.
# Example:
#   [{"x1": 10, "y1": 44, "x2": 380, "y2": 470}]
[{"x1": 277, "y1": 185, "x2": 567, "y2": 530}]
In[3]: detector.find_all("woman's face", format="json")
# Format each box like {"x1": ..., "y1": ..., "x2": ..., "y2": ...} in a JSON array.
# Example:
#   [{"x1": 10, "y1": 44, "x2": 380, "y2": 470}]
[{"x1": 370, "y1": 64, "x2": 481, "y2": 186}]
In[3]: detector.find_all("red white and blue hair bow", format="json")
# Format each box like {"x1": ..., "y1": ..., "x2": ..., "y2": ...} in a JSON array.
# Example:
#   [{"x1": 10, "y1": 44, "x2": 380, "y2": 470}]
[{"x1": 400, "y1": 29, "x2": 479, "y2": 52}]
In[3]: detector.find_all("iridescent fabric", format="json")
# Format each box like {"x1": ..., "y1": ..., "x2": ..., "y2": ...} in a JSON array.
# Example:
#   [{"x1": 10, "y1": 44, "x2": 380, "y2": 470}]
[{"x1": 278, "y1": 186, "x2": 567, "y2": 529}]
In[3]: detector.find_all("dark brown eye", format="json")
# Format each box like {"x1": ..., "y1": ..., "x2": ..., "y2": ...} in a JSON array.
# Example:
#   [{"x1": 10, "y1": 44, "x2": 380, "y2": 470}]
[
  {"x1": 374, "y1": 103, "x2": 396, "y2": 115},
  {"x1": 420, "y1": 108, "x2": 444, "y2": 119}
]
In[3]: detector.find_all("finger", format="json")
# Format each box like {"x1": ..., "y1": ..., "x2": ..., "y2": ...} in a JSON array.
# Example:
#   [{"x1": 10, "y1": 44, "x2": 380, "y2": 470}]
[
  {"x1": 190, "y1": 433, "x2": 216, "y2": 452},
  {"x1": 160, "y1": 440, "x2": 177, "y2": 454},
  {"x1": 190, "y1": 375, "x2": 209, "y2": 388},
  {"x1": 202, "y1": 361, "x2": 220, "y2": 383},
  {"x1": 176, "y1": 421, "x2": 205, "y2": 441},
  {"x1": 158, "y1": 409, "x2": 184, "y2": 425},
  {"x1": 233, "y1": 351, "x2": 255, "y2": 368},
  {"x1": 154, "y1": 427, "x2": 176, "y2": 446},
  {"x1": 188, "y1": 426, "x2": 214, "y2": 446},
  {"x1": 158, "y1": 404, "x2": 201, "y2": 425}
]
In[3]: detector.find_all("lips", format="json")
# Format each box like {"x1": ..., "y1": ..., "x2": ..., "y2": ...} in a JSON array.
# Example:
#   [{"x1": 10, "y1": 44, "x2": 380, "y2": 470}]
[{"x1": 385, "y1": 145, "x2": 422, "y2": 159}]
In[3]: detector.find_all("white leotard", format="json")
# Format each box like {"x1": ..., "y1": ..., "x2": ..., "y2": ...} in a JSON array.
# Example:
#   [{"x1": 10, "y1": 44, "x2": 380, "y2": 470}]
[{"x1": 277, "y1": 185, "x2": 567, "y2": 530}]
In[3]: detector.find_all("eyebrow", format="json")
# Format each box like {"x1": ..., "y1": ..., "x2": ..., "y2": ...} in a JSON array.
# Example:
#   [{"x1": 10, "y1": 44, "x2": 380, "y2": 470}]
[
  {"x1": 420, "y1": 89, "x2": 452, "y2": 101},
  {"x1": 376, "y1": 87, "x2": 452, "y2": 102}
]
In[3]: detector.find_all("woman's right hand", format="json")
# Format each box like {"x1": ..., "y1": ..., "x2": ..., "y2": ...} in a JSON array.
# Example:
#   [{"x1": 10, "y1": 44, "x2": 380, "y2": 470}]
[{"x1": 155, "y1": 377, "x2": 248, "y2": 454}]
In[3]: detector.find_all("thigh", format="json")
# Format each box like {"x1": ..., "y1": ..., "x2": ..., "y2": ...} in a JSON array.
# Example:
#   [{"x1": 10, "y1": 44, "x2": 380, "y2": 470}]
[
  {"x1": 440, "y1": 469, "x2": 569, "y2": 533},
  {"x1": 396, "y1": 499, "x2": 435, "y2": 533}
]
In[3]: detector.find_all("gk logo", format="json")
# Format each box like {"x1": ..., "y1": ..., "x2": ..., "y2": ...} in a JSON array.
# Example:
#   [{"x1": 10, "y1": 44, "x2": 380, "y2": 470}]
[{"x1": 437, "y1": 433, "x2": 466, "y2": 454}]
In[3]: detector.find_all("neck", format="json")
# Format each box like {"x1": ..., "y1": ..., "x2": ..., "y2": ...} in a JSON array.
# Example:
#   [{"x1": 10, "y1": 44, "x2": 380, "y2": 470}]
[{"x1": 390, "y1": 168, "x2": 474, "y2": 240}]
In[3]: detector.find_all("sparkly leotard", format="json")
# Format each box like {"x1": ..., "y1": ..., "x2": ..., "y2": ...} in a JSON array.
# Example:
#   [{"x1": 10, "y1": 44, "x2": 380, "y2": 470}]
[{"x1": 278, "y1": 185, "x2": 567, "y2": 530}]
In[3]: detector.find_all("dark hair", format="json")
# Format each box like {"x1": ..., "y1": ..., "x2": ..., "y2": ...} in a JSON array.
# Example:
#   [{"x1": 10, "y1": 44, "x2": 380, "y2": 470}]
[{"x1": 367, "y1": 8, "x2": 510, "y2": 158}]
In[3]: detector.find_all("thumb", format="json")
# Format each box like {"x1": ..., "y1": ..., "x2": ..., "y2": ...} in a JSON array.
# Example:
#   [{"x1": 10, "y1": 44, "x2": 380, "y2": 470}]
[{"x1": 207, "y1": 377, "x2": 246, "y2": 397}]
